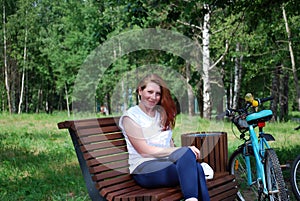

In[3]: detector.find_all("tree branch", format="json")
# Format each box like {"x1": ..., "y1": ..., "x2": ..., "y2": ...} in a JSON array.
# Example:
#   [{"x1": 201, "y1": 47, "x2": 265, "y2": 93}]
[
  {"x1": 177, "y1": 19, "x2": 203, "y2": 31},
  {"x1": 209, "y1": 40, "x2": 229, "y2": 70}
]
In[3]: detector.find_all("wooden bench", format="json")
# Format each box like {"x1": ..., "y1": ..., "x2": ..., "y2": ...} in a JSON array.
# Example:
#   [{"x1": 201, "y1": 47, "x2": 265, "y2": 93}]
[{"x1": 58, "y1": 116, "x2": 238, "y2": 201}]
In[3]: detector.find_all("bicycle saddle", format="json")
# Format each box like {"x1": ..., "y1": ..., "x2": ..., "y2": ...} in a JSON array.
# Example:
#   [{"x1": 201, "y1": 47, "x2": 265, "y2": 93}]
[{"x1": 246, "y1": 110, "x2": 273, "y2": 125}]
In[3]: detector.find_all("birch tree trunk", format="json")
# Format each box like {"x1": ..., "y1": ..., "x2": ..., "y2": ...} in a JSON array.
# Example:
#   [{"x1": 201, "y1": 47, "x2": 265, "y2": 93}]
[
  {"x1": 36, "y1": 88, "x2": 42, "y2": 113},
  {"x1": 3, "y1": 2, "x2": 12, "y2": 114},
  {"x1": 65, "y1": 83, "x2": 70, "y2": 117},
  {"x1": 271, "y1": 65, "x2": 280, "y2": 121},
  {"x1": 186, "y1": 62, "x2": 195, "y2": 116},
  {"x1": 18, "y1": 19, "x2": 28, "y2": 114},
  {"x1": 121, "y1": 79, "x2": 128, "y2": 113},
  {"x1": 280, "y1": 72, "x2": 289, "y2": 121},
  {"x1": 202, "y1": 4, "x2": 211, "y2": 119},
  {"x1": 232, "y1": 43, "x2": 243, "y2": 109},
  {"x1": 282, "y1": 5, "x2": 300, "y2": 111},
  {"x1": 229, "y1": 66, "x2": 233, "y2": 108}
]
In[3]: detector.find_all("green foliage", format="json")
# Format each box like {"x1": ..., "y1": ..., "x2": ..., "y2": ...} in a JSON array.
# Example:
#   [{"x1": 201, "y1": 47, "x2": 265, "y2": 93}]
[{"x1": 0, "y1": 0, "x2": 299, "y2": 115}]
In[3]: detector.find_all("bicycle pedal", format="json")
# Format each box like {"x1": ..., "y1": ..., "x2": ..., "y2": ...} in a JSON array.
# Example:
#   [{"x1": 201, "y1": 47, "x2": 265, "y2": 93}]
[
  {"x1": 280, "y1": 163, "x2": 290, "y2": 169},
  {"x1": 268, "y1": 190, "x2": 279, "y2": 194}
]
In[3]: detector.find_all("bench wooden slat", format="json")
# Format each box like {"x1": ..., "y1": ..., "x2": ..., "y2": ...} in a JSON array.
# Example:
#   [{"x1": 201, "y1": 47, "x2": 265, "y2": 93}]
[
  {"x1": 80, "y1": 132, "x2": 124, "y2": 144},
  {"x1": 220, "y1": 194, "x2": 237, "y2": 201},
  {"x1": 102, "y1": 180, "x2": 138, "y2": 193},
  {"x1": 211, "y1": 188, "x2": 238, "y2": 201},
  {"x1": 207, "y1": 174, "x2": 234, "y2": 189},
  {"x1": 219, "y1": 133, "x2": 228, "y2": 172},
  {"x1": 151, "y1": 188, "x2": 182, "y2": 200},
  {"x1": 83, "y1": 146, "x2": 127, "y2": 160},
  {"x1": 58, "y1": 117, "x2": 238, "y2": 201},
  {"x1": 77, "y1": 125, "x2": 121, "y2": 137},
  {"x1": 90, "y1": 160, "x2": 129, "y2": 174},
  {"x1": 92, "y1": 167, "x2": 129, "y2": 181},
  {"x1": 86, "y1": 153, "x2": 128, "y2": 166},
  {"x1": 58, "y1": 117, "x2": 120, "y2": 129},
  {"x1": 159, "y1": 191, "x2": 184, "y2": 201},
  {"x1": 209, "y1": 179, "x2": 237, "y2": 197},
  {"x1": 80, "y1": 139, "x2": 126, "y2": 152},
  {"x1": 100, "y1": 180, "x2": 139, "y2": 196},
  {"x1": 104, "y1": 184, "x2": 142, "y2": 201},
  {"x1": 114, "y1": 187, "x2": 180, "y2": 201},
  {"x1": 97, "y1": 174, "x2": 133, "y2": 189},
  {"x1": 114, "y1": 188, "x2": 147, "y2": 201},
  {"x1": 100, "y1": 183, "x2": 148, "y2": 201}
]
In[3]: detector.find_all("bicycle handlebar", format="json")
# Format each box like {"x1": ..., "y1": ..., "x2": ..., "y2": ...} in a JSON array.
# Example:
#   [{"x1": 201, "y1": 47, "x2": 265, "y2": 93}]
[
  {"x1": 226, "y1": 94, "x2": 273, "y2": 118},
  {"x1": 256, "y1": 96, "x2": 274, "y2": 105},
  {"x1": 226, "y1": 93, "x2": 273, "y2": 136}
]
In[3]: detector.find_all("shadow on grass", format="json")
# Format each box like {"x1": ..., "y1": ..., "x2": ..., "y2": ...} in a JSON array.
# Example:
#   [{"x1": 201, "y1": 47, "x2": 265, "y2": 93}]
[{"x1": 0, "y1": 135, "x2": 89, "y2": 201}]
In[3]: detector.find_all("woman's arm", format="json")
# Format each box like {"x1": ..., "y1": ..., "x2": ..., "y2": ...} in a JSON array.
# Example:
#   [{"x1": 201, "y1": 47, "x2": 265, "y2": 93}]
[
  {"x1": 122, "y1": 116, "x2": 180, "y2": 158},
  {"x1": 170, "y1": 138, "x2": 175, "y2": 147}
]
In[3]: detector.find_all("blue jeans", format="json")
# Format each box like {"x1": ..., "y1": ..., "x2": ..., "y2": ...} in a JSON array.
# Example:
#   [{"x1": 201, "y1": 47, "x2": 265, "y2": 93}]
[{"x1": 132, "y1": 147, "x2": 210, "y2": 200}]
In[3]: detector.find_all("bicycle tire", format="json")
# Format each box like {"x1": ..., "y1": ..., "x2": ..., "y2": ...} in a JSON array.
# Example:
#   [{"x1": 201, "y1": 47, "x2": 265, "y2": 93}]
[
  {"x1": 264, "y1": 148, "x2": 289, "y2": 201},
  {"x1": 228, "y1": 146, "x2": 259, "y2": 200},
  {"x1": 290, "y1": 155, "x2": 300, "y2": 201}
]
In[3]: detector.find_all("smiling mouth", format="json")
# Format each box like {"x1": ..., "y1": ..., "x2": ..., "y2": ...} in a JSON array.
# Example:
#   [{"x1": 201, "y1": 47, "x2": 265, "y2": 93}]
[{"x1": 148, "y1": 101, "x2": 157, "y2": 105}]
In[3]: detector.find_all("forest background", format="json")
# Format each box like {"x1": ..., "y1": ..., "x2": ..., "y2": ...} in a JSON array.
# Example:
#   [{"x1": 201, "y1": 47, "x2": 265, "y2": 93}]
[{"x1": 1, "y1": 0, "x2": 300, "y2": 120}]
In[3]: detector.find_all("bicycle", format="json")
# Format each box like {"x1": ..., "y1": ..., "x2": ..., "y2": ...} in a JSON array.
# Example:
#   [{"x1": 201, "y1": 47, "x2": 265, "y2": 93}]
[
  {"x1": 290, "y1": 125, "x2": 300, "y2": 201},
  {"x1": 226, "y1": 93, "x2": 289, "y2": 201}
]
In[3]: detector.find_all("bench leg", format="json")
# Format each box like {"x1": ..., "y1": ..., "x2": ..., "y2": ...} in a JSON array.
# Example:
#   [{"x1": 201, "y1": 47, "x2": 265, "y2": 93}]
[{"x1": 69, "y1": 129, "x2": 107, "y2": 201}]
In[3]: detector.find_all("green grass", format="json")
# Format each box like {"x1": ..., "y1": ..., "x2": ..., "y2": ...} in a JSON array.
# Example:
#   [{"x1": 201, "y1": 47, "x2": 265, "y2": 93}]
[
  {"x1": 0, "y1": 112, "x2": 299, "y2": 200},
  {"x1": 0, "y1": 112, "x2": 89, "y2": 201}
]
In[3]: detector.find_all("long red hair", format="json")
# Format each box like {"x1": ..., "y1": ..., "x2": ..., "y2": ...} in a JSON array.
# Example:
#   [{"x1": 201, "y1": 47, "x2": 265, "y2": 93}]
[{"x1": 137, "y1": 74, "x2": 177, "y2": 130}]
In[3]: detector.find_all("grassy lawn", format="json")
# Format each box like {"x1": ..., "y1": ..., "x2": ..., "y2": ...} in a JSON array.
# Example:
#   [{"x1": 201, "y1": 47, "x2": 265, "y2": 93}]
[
  {"x1": 0, "y1": 112, "x2": 89, "y2": 201},
  {"x1": 0, "y1": 112, "x2": 299, "y2": 200}
]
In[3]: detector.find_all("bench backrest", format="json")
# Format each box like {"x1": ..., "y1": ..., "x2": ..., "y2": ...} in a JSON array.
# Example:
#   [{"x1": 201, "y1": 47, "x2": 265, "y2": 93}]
[{"x1": 58, "y1": 117, "x2": 135, "y2": 200}]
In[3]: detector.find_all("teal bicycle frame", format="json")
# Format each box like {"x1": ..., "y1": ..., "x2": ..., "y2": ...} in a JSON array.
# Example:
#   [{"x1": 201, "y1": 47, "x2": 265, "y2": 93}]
[{"x1": 244, "y1": 123, "x2": 272, "y2": 195}]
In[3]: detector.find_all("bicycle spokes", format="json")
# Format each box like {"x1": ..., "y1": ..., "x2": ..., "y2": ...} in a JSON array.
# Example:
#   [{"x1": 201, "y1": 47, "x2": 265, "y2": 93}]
[{"x1": 264, "y1": 149, "x2": 288, "y2": 201}]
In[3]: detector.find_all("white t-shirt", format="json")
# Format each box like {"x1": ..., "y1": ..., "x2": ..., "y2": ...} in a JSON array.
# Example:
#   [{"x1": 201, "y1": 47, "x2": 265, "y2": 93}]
[{"x1": 119, "y1": 105, "x2": 173, "y2": 173}]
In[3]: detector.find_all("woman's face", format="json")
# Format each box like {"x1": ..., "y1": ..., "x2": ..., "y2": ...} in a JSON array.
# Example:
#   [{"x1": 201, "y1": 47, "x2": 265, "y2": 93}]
[{"x1": 139, "y1": 82, "x2": 161, "y2": 109}]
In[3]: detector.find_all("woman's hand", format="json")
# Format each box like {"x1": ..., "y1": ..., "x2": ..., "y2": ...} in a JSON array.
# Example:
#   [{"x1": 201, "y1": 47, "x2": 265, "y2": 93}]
[{"x1": 189, "y1": 146, "x2": 201, "y2": 159}]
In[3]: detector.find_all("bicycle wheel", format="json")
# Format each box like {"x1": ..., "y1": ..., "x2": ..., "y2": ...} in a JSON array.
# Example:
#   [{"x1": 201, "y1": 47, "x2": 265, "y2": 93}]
[
  {"x1": 264, "y1": 148, "x2": 289, "y2": 201},
  {"x1": 290, "y1": 155, "x2": 300, "y2": 201},
  {"x1": 229, "y1": 146, "x2": 259, "y2": 200}
]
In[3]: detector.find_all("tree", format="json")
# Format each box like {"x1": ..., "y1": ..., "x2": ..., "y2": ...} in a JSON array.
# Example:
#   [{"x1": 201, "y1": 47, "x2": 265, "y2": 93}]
[
  {"x1": 17, "y1": 1, "x2": 30, "y2": 114},
  {"x1": 38, "y1": 0, "x2": 101, "y2": 114},
  {"x1": 202, "y1": 4, "x2": 212, "y2": 119},
  {"x1": 2, "y1": 1, "x2": 11, "y2": 113},
  {"x1": 0, "y1": 0, "x2": 299, "y2": 117},
  {"x1": 282, "y1": 4, "x2": 300, "y2": 111},
  {"x1": 232, "y1": 43, "x2": 243, "y2": 109}
]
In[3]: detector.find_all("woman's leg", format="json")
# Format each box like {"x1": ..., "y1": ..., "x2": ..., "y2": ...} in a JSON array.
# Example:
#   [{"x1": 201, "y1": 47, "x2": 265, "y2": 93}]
[
  {"x1": 132, "y1": 147, "x2": 210, "y2": 200},
  {"x1": 169, "y1": 147, "x2": 199, "y2": 198},
  {"x1": 170, "y1": 147, "x2": 210, "y2": 201},
  {"x1": 132, "y1": 159, "x2": 180, "y2": 188},
  {"x1": 196, "y1": 162, "x2": 210, "y2": 200}
]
